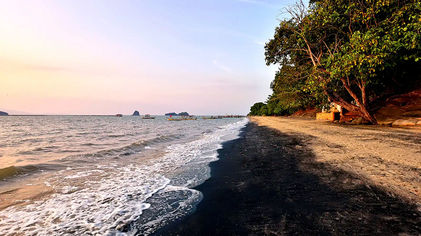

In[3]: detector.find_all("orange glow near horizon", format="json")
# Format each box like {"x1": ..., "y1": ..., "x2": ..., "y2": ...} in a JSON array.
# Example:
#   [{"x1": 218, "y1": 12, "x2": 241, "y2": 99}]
[{"x1": 0, "y1": 0, "x2": 282, "y2": 115}]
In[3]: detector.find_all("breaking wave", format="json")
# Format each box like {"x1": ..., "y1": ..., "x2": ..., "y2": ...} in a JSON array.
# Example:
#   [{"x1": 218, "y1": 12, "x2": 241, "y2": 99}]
[{"x1": 0, "y1": 118, "x2": 247, "y2": 235}]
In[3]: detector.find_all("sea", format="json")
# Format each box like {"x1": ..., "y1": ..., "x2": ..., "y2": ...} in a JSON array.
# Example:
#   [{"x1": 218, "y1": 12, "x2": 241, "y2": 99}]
[{"x1": 0, "y1": 115, "x2": 247, "y2": 235}]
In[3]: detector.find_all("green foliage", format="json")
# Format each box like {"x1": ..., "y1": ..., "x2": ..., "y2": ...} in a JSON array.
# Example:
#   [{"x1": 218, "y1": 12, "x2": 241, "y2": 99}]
[
  {"x1": 249, "y1": 102, "x2": 267, "y2": 116},
  {"x1": 322, "y1": 0, "x2": 421, "y2": 81},
  {"x1": 255, "y1": 0, "x2": 421, "y2": 122}
]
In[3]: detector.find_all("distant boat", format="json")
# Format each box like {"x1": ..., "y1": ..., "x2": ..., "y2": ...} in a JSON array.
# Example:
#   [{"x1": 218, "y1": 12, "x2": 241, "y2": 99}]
[
  {"x1": 222, "y1": 115, "x2": 244, "y2": 118},
  {"x1": 116, "y1": 114, "x2": 123, "y2": 117},
  {"x1": 142, "y1": 114, "x2": 155, "y2": 119},
  {"x1": 168, "y1": 115, "x2": 197, "y2": 121},
  {"x1": 202, "y1": 116, "x2": 222, "y2": 120}
]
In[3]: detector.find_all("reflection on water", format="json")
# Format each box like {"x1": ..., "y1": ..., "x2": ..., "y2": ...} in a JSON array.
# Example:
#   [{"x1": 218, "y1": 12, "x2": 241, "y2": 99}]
[{"x1": 0, "y1": 115, "x2": 247, "y2": 235}]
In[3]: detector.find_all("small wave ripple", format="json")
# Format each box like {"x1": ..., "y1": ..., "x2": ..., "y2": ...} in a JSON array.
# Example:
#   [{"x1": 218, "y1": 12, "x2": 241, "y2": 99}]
[{"x1": 0, "y1": 118, "x2": 248, "y2": 235}]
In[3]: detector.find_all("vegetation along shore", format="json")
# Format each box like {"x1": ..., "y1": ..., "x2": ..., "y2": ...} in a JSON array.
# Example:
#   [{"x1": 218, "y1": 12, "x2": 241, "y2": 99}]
[{"x1": 250, "y1": 0, "x2": 420, "y2": 125}]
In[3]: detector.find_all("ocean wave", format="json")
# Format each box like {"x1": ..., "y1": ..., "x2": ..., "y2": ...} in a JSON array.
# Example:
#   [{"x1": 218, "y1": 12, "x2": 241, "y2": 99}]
[
  {"x1": 16, "y1": 145, "x2": 60, "y2": 155},
  {"x1": 55, "y1": 134, "x2": 184, "y2": 163},
  {"x1": 0, "y1": 164, "x2": 63, "y2": 180},
  {"x1": 128, "y1": 118, "x2": 248, "y2": 233},
  {"x1": 0, "y1": 118, "x2": 248, "y2": 235},
  {"x1": 0, "y1": 164, "x2": 171, "y2": 235},
  {"x1": 0, "y1": 166, "x2": 22, "y2": 180}
]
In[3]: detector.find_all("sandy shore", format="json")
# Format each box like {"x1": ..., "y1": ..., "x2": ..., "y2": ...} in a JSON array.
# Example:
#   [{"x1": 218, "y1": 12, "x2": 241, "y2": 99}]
[
  {"x1": 156, "y1": 118, "x2": 420, "y2": 235},
  {"x1": 251, "y1": 116, "x2": 421, "y2": 204}
]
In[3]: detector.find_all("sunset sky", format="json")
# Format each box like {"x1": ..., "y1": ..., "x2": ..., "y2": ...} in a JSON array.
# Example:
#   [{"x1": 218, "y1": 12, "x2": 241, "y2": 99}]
[{"x1": 0, "y1": 0, "x2": 295, "y2": 115}]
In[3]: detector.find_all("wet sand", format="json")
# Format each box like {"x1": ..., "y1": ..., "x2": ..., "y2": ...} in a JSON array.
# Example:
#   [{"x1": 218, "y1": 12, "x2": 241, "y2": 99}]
[
  {"x1": 156, "y1": 118, "x2": 421, "y2": 235},
  {"x1": 0, "y1": 182, "x2": 53, "y2": 210},
  {"x1": 0, "y1": 172, "x2": 54, "y2": 210}
]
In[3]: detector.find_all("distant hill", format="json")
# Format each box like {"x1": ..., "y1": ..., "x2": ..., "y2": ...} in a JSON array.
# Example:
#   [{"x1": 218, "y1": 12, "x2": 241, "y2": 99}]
[
  {"x1": 0, "y1": 111, "x2": 9, "y2": 116},
  {"x1": 165, "y1": 112, "x2": 190, "y2": 116},
  {"x1": 132, "y1": 110, "x2": 140, "y2": 116},
  {"x1": 0, "y1": 108, "x2": 32, "y2": 115}
]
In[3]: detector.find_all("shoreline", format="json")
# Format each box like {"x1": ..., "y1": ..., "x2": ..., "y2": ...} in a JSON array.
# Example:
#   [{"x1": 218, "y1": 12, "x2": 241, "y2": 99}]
[{"x1": 155, "y1": 118, "x2": 421, "y2": 235}]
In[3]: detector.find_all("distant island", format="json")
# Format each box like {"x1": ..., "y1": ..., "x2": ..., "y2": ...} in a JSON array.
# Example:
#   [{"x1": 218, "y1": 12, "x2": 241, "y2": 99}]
[
  {"x1": 132, "y1": 110, "x2": 140, "y2": 116},
  {"x1": 165, "y1": 112, "x2": 190, "y2": 116},
  {"x1": 178, "y1": 112, "x2": 189, "y2": 116},
  {"x1": 0, "y1": 111, "x2": 8, "y2": 116}
]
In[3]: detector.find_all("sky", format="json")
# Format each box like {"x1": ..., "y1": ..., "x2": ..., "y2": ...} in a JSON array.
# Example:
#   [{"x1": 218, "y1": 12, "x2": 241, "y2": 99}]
[{"x1": 0, "y1": 0, "x2": 295, "y2": 115}]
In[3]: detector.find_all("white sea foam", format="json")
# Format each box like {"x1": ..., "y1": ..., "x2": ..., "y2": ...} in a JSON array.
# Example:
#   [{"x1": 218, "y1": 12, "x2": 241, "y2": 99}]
[
  {"x1": 0, "y1": 165, "x2": 170, "y2": 235},
  {"x1": 0, "y1": 118, "x2": 248, "y2": 235},
  {"x1": 129, "y1": 118, "x2": 247, "y2": 233}
]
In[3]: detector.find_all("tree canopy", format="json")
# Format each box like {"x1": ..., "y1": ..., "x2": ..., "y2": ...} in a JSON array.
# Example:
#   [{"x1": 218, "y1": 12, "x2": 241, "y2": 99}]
[
  {"x1": 250, "y1": 0, "x2": 421, "y2": 123},
  {"x1": 249, "y1": 102, "x2": 268, "y2": 116}
]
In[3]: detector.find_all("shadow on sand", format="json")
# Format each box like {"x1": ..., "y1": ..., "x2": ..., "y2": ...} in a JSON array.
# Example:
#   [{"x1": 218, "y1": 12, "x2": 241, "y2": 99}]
[{"x1": 154, "y1": 123, "x2": 420, "y2": 235}]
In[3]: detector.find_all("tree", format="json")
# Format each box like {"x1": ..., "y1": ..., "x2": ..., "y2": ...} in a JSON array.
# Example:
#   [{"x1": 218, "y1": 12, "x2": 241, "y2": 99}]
[
  {"x1": 249, "y1": 102, "x2": 267, "y2": 116},
  {"x1": 260, "y1": 105, "x2": 269, "y2": 116},
  {"x1": 265, "y1": 0, "x2": 421, "y2": 124}
]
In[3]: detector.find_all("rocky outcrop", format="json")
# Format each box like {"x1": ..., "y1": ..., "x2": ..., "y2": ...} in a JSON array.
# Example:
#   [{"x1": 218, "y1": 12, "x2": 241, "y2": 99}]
[
  {"x1": 0, "y1": 111, "x2": 8, "y2": 116},
  {"x1": 392, "y1": 119, "x2": 419, "y2": 126},
  {"x1": 132, "y1": 110, "x2": 140, "y2": 116},
  {"x1": 375, "y1": 89, "x2": 421, "y2": 127},
  {"x1": 292, "y1": 108, "x2": 317, "y2": 118}
]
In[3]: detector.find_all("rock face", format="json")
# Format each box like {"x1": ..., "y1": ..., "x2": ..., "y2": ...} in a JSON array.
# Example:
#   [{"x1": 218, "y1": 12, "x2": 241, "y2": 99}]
[
  {"x1": 376, "y1": 89, "x2": 421, "y2": 126},
  {"x1": 132, "y1": 110, "x2": 140, "y2": 116},
  {"x1": 376, "y1": 89, "x2": 421, "y2": 120},
  {"x1": 392, "y1": 119, "x2": 418, "y2": 126},
  {"x1": 0, "y1": 111, "x2": 8, "y2": 116}
]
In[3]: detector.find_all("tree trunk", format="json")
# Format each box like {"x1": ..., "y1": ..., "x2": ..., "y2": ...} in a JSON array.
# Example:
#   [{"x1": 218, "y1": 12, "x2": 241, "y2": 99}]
[
  {"x1": 339, "y1": 78, "x2": 377, "y2": 124},
  {"x1": 358, "y1": 104, "x2": 377, "y2": 124},
  {"x1": 324, "y1": 86, "x2": 378, "y2": 125}
]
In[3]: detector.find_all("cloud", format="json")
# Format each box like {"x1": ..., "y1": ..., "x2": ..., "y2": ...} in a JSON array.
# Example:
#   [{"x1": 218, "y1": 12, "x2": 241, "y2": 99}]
[
  {"x1": 25, "y1": 64, "x2": 70, "y2": 72},
  {"x1": 212, "y1": 60, "x2": 232, "y2": 73},
  {"x1": 236, "y1": 0, "x2": 261, "y2": 3},
  {"x1": 234, "y1": 0, "x2": 277, "y2": 8},
  {"x1": 255, "y1": 40, "x2": 266, "y2": 46},
  {"x1": 0, "y1": 58, "x2": 73, "y2": 73},
  {"x1": 0, "y1": 57, "x2": 140, "y2": 78}
]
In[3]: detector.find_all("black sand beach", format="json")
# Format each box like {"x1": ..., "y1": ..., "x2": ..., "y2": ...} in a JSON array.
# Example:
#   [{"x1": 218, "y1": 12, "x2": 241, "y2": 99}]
[{"x1": 155, "y1": 122, "x2": 421, "y2": 235}]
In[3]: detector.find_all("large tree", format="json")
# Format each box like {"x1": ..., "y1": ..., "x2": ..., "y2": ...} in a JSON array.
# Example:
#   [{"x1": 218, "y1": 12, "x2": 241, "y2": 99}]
[{"x1": 265, "y1": 0, "x2": 421, "y2": 124}]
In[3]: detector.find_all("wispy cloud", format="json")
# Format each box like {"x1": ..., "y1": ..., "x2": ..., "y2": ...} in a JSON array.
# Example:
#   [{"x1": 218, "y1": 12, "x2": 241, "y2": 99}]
[
  {"x1": 25, "y1": 64, "x2": 70, "y2": 72},
  {"x1": 212, "y1": 60, "x2": 232, "y2": 73},
  {"x1": 234, "y1": 0, "x2": 278, "y2": 8},
  {"x1": 0, "y1": 57, "x2": 141, "y2": 78},
  {"x1": 255, "y1": 40, "x2": 266, "y2": 46},
  {"x1": 236, "y1": 0, "x2": 261, "y2": 3},
  {"x1": 0, "y1": 58, "x2": 73, "y2": 73}
]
